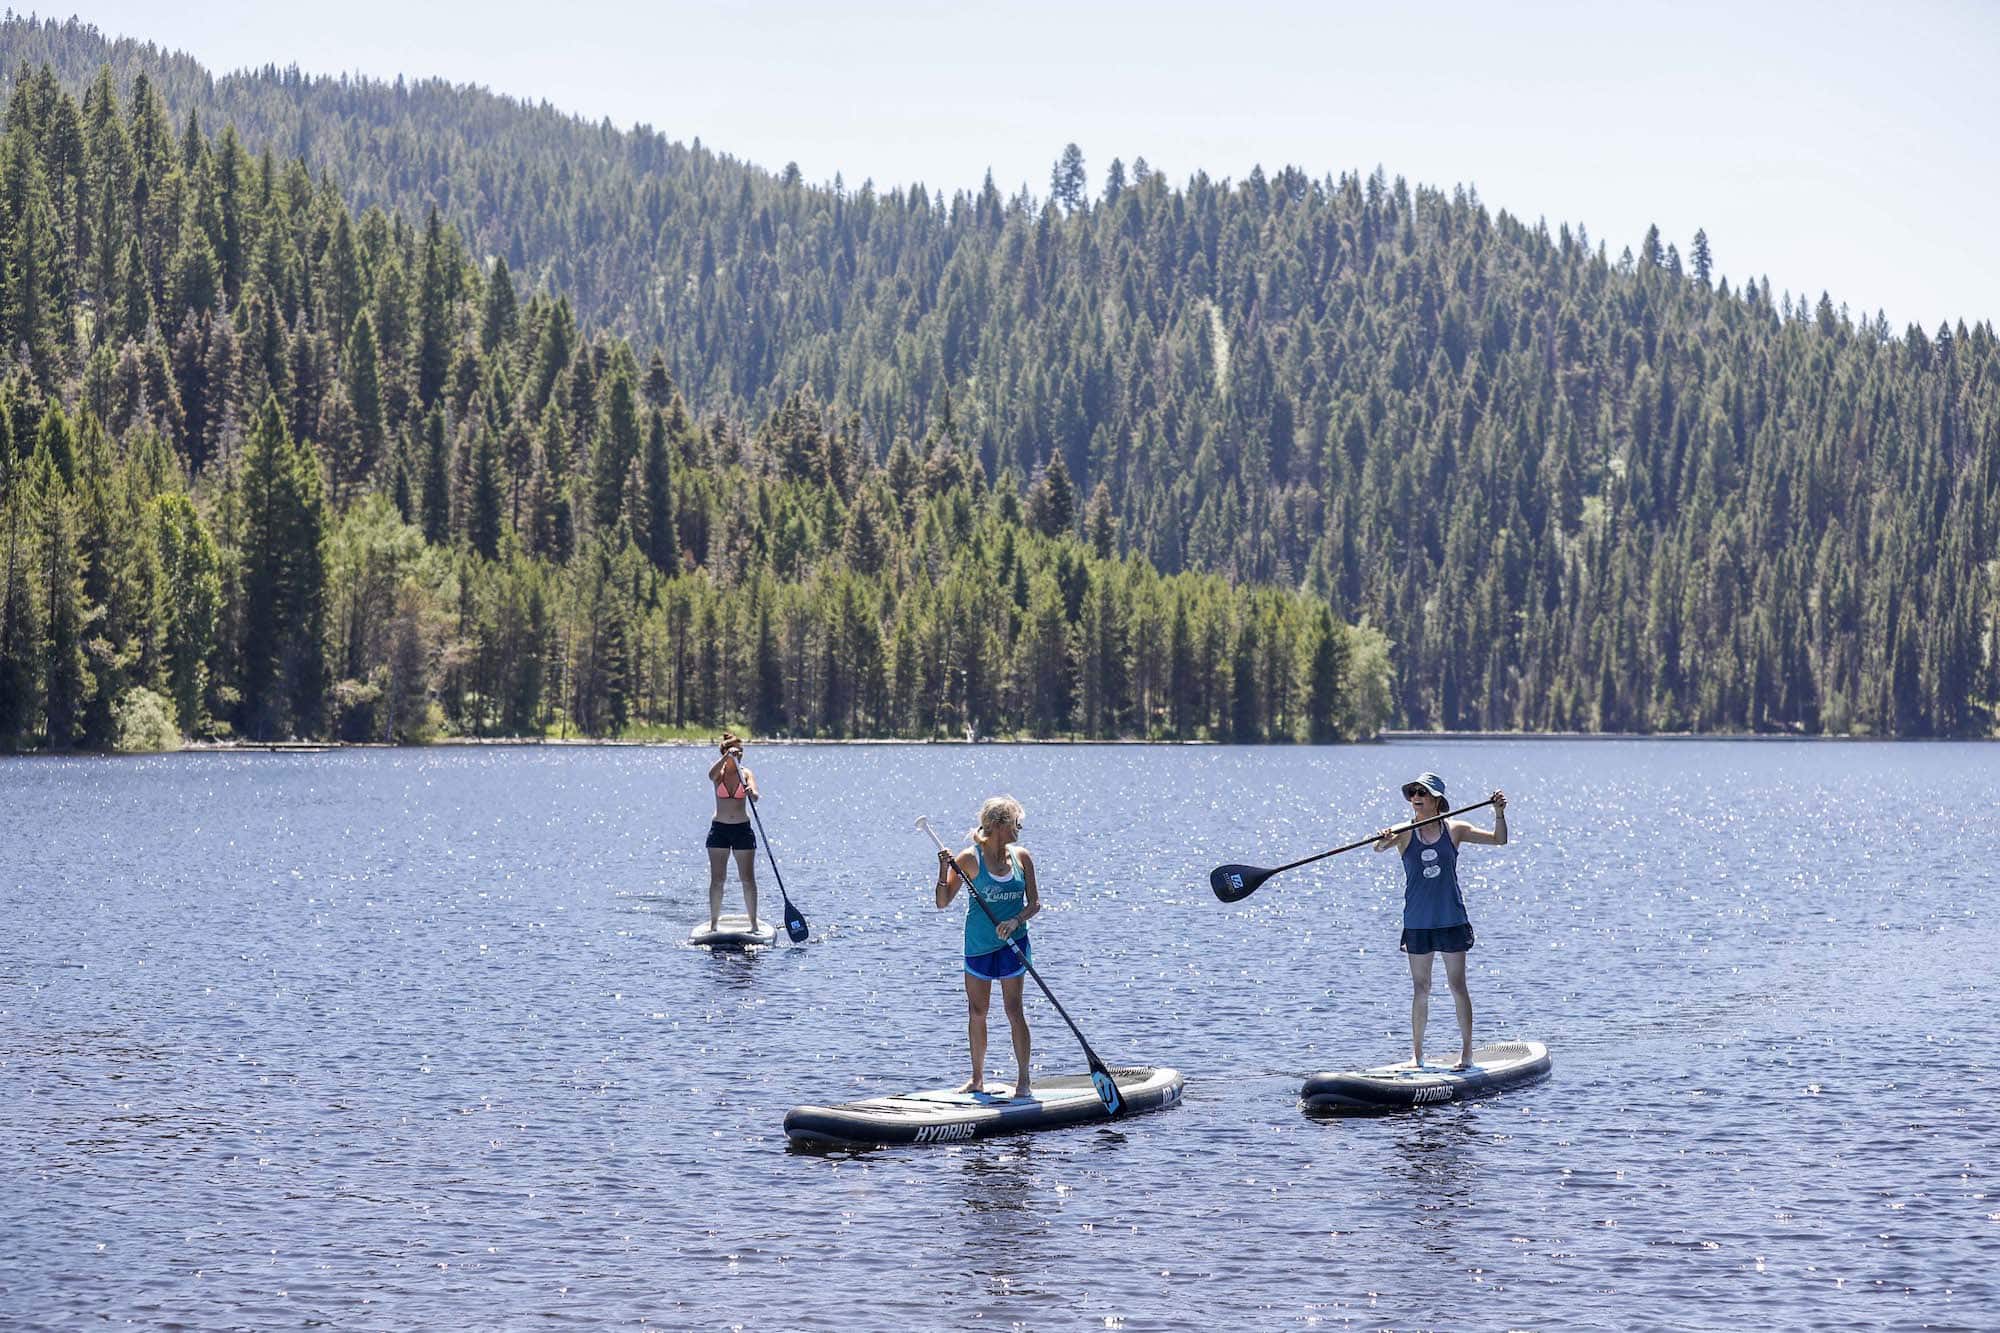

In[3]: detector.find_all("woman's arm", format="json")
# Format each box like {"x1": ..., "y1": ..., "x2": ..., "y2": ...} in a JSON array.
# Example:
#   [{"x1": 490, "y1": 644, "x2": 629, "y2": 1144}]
[
  {"x1": 1000, "y1": 849, "x2": 1041, "y2": 939},
  {"x1": 1452, "y1": 790, "x2": 1509, "y2": 846},
  {"x1": 741, "y1": 765, "x2": 759, "y2": 801},
  {"x1": 935, "y1": 849, "x2": 975, "y2": 908},
  {"x1": 1373, "y1": 828, "x2": 1409, "y2": 852},
  {"x1": 707, "y1": 756, "x2": 727, "y2": 783}
]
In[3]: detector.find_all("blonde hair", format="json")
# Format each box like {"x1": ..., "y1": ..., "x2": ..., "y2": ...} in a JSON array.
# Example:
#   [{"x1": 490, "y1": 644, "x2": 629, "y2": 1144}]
[{"x1": 970, "y1": 795, "x2": 1026, "y2": 843}]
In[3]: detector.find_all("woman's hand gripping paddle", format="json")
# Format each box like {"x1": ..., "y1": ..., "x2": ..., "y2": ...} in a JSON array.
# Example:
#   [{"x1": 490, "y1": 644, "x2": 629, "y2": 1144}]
[
  {"x1": 1210, "y1": 797, "x2": 1498, "y2": 902},
  {"x1": 918, "y1": 816, "x2": 1124, "y2": 1116},
  {"x1": 745, "y1": 793, "x2": 809, "y2": 943}
]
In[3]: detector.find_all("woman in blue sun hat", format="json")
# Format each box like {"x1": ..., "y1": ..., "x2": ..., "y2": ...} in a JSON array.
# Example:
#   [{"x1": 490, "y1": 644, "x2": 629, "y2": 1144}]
[{"x1": 1372, "y1": 771, "x2": 1508, "y2": 1069}]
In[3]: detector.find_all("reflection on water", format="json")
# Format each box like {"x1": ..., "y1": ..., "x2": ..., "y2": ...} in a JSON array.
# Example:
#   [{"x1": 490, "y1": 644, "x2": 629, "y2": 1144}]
[
  {"x1": 1389, "y1": 1105, "x2": 1486, "y2": 1259},
  {"x1": 4, "y1": 741, "x2": 1997, "y2": 1328}
]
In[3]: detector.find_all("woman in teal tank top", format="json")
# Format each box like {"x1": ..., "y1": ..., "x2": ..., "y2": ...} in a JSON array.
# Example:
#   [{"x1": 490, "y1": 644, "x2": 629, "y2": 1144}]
[{"x1": 932, "y1": 795, "x2": 1041, "y2": 1098}]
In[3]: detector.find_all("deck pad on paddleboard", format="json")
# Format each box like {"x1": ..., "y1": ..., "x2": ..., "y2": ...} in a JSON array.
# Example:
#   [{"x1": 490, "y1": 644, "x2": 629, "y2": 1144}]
[
  {"x1": 1302, "y1": 1040, "x2": 1550, "y2": 1112},
  {"x1": 688, "y1": 914, "x2": 777, "y2": 948},
  {"x1": 786, "y1": 1066, "x2": 1184, "y2": 1146}
]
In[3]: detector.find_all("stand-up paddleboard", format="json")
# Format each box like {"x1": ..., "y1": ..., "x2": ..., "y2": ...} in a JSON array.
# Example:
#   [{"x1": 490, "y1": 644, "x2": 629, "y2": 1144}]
[
  {"x1": 688, "y1": 914, "x2": 777, "y2": 949},
  {"x1": 786, "y1": 1067, "x2": 1184, "y2": 1147},
  {"x1": 1302, "y1": 1040, "x2": 1551, "y2": 1113}
]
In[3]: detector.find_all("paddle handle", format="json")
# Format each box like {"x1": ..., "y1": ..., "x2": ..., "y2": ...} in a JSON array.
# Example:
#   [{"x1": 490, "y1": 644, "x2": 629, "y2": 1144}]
[{"x1": 1273, "y1": 797, "x2": 1498, "y2": 875}]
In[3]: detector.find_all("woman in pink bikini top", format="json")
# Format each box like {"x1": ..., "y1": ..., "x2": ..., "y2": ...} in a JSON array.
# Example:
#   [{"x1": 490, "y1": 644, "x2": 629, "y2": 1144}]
[{"x1": 702, "y1": 733, "x2": 761, "y2": 933}]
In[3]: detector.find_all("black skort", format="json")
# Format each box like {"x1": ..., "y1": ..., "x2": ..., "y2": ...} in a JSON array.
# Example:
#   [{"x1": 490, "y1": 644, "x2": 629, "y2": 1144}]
[
  {"x1": 1400, "y1": 923, "x2": 1475, "y2": 955},
  {"x1": 705, "y1": 819, "x2": 756, "y2": 851}
]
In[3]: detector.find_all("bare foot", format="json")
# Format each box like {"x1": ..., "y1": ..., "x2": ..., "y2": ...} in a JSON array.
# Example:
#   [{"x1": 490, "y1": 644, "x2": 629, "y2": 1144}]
[
  {"x1": 1454, "y1": 1055, "x2": 1474, "y2": 1071},
  {"x1": 706, "y1": 919, "x2": 720, "y2": 934},
  {"x1": 1012, "y1": 1079, "x2": 1033, "y2": 1100},
  {"x1": 955, "y1": 1076, "x2": 984, "y2": 1094}
]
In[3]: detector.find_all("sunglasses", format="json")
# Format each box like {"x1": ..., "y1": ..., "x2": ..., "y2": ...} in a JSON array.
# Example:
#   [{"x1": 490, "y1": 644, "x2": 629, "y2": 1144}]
[{"x1": 1404, "y1": 789, "x2": 1436, "y2": 801}]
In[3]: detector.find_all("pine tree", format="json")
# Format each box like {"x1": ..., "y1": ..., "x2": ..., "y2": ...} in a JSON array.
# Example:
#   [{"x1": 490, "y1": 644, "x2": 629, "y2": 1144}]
[
  {"x1": 0, "y1": 447, "x2": 41, "y2": 745},
  {"x1": 480, "y1": 254, "x2": 518, "y2": 353},
  {"x1": 1029, "y1": 450, "x2": 1077, "y2": 538},
  {"x1": 37, "y1": 453, "x2": 89, "y2": 749},
  {"x1": 1306, "y1": 606, "x2": 1348, "y2": 741},
  {"x1": 415, "y1": 208, "x2": 453, "y2": 408},
  {"x1": 346, "y1": 311, "x2": 388, "y2": 492},
  {"x1": 1050, "y1": 143, "x2": 1087, "y2": 212},
  {"x1": 592, "y1": 369, "x2": 640, "y2": 531},
  {"x1": 153, "y1": 490, "x2": 219, "y2": 734},
  {"x1": 419, "y1": 405, "x2": 452, "y2": 545},
  {"x1": 467, "y1": 428, "x2": 503, "y2": 559},
  {"x1": 1085, "y1": 480, "x2": 1116, "y2": 558},
  {"x1": 640, "y1": 408, "x2": 675, "y2": 573}
]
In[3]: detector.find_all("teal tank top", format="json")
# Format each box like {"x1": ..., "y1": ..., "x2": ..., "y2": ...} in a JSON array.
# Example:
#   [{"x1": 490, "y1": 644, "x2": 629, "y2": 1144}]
[{"x1": 962, "y1": 845, "x2": 1028, "y2": 956}]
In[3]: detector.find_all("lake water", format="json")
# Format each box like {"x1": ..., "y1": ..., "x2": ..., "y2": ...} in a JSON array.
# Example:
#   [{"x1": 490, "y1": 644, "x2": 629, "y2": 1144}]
[{"x1": 3, "y1": 741, "x2": 1995, "y2": 1328}]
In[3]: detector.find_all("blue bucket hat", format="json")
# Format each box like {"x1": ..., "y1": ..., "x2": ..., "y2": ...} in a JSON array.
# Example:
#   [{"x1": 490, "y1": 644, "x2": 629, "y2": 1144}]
[{"x1": 1401, "y1": 772, "x2": 1447, "y2": 801}]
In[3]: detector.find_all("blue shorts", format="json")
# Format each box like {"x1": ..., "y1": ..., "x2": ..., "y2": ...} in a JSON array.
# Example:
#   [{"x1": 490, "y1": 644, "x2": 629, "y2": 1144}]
[
  {"x1": 1400, "y1": 923, "x2": 1475, "y2": 955},
  {"x1": 964, "y1": 939, "x2": 1031, "y2": 980}
]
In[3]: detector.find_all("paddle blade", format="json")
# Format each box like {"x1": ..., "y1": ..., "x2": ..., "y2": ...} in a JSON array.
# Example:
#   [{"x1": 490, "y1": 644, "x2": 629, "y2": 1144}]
[
  {"x1": 1210, "y1": 864, "x2": 1273, "y2": 903},
  {"x1": 783, "y1": 897, "x2": 809, "y2": 943},
  {"x1": 1089, "y1": 1060, "x2": 1125, "y2": 1116}
]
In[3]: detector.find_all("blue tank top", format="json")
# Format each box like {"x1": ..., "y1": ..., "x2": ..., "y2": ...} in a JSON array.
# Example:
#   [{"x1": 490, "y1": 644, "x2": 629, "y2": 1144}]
[
  {"x1": 1401, "y1": 824, "x2": 1468, "y2": 929},
  {"x1": 962, "y1": 846, "x2": 1028, "y2": 956}
]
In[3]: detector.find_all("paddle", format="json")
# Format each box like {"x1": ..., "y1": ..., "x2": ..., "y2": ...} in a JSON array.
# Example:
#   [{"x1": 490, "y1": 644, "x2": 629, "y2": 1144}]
[
  {"x1": 917, "y1": 816, "x2": 1124, "y2": 1116},
  {"x1": 1210, "y1": 797, "x2": 1498, "y2": 902},
  {"x1": 745, "y1": 791, "x2": 809, "y2": 943}
]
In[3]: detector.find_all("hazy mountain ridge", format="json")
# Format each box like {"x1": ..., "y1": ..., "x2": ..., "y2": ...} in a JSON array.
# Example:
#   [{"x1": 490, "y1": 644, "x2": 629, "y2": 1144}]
[{"x1": 2, "y1": 14, "x2": 1995, "y2": 738}]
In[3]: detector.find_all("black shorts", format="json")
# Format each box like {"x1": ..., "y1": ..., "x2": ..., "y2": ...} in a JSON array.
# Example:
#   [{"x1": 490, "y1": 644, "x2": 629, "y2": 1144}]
[
  {"x1": 1400, "y1": 923, "x2": 1475, "y2": 955},
  {"x1": 705, "y1": 820, "x2": 756, "y2": 851}
]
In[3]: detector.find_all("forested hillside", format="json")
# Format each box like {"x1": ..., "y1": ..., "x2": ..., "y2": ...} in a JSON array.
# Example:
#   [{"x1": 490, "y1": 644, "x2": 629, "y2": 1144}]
[
  {"x1": 0, "y1": 60, "x2": 1383, "y2": 749},
  {"x1": 3, "y1": 15, "x2": 1997, "y2": 738}
]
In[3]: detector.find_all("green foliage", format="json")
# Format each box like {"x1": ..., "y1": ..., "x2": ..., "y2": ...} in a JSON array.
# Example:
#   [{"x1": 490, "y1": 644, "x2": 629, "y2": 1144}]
[
  {"x1": 0, "y1": 22, "x2": 1991, "y2": 746},
  {"x1": 111, "y1": 683, "x2": 180, "y2": 750}
]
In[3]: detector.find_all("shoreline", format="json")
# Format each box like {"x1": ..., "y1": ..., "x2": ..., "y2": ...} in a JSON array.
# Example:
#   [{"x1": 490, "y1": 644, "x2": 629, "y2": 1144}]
[{"x1": 13, "y1": 729, "x2": 1986, "y2": 757}]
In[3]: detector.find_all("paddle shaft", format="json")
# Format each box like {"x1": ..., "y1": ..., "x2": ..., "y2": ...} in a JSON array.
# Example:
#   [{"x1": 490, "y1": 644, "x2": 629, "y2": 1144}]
[
  {"x1": 745, "y1": 794, "x2": 808, "y2": 937},
  {"x1": 1270, "y1": 797, "x2": 1498, "y2": 876},
  {"x1": 921, "y1": 820, "x2": 1114, "y2": 1079}
]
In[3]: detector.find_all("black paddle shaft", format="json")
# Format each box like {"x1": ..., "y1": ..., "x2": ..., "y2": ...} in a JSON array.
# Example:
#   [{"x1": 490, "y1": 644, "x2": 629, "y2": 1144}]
[
  {"x1": 922, "y1": 819, "x2": 1125, "y2": 1116},
  {"x1": 1211, "y1": 797, "x2": 1498, "y2": 902},
  {"x1": 745, "y1": 792, "x2": 809, "y2": 943}
]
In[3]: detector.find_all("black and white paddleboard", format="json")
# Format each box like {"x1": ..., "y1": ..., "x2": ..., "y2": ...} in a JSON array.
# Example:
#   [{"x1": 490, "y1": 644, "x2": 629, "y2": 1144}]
[
  {"x1": 1302, "y1": 1040, "x2": 1551, "y2": 1113},
  {"x1": 688, "y1": 914, "x2": 777, "y2": 949},
  {"x1": 785, "y1": 1066, "x2": 1185, "y2": 1147}
]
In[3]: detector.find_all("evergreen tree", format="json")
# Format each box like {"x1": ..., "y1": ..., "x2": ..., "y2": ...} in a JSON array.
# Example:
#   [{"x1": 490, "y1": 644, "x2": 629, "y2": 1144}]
[
  {"x1": 1050, "y1": 143, "x2": 1086, "y2": 212},
  {"x1": 467, "y1": 428, "x2": 503, "y2": 559},
  {"x1": 640, "y1": 407, "x2": 675, "y2": 573},
  {"x1": 480, "y1": 254, "x2": 518, "y2": 353},
  {"x1": 346, "y1": 311, "x2": 388, "y2": 492}
]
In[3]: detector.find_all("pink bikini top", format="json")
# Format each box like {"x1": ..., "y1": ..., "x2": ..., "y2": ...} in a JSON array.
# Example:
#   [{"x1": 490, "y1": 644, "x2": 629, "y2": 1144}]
[{"x1": 716, "y1": 766, "x2": 749, "y2": 800}]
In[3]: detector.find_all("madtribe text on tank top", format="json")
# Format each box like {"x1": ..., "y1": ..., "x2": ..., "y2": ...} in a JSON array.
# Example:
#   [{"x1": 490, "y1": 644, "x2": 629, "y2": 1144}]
[
  {"x1": 963, "y1": 846, "x2": 1029, "y2": 956},
  {"x1": 1401, "y1": 822, "x2": 1469, "y2": 929}
]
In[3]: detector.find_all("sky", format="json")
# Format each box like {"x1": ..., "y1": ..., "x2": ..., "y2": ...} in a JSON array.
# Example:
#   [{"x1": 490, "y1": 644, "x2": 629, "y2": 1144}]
[{"x1": 49, "y1": 0, "x2": 2000, "y2": 329}]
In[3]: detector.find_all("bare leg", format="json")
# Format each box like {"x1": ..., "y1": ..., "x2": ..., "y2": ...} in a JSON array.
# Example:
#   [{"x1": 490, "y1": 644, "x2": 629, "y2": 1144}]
[
  {"x1": 706, "y1": 847, "x2": 729, "y2": 932},
  {"x1": 958, "y1": 974, "x2": 991, "y2": 1092},
  {"x1": 1442, "y1": 950, "x2": 1474, "y2": 1068},
  {"x1": 1407, "y1": 949, "x2": 1435, "y2": 1067},
  {"x1": 1001, "y1": 975, "x2": 1032, "y2": 1097},
  {"x1": 733, "y1": 848, "x2": 759, "y2": 928}
]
